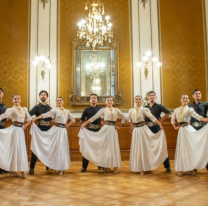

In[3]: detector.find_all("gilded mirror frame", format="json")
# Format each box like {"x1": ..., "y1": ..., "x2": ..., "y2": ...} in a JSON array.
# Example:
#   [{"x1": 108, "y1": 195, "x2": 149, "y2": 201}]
[{"x1": 69, "y1": 39, "x2": 123, "y2": 106}]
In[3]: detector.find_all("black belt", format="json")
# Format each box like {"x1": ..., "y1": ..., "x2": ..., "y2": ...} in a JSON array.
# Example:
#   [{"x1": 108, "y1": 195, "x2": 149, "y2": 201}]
[
  {"x1": 191, "y1": 121, "x2": 206, "y2": 128},
  {"x1": 38, "y1": 120, "x2": 51, "y2": 127},
  {"x1": 0, "y1": 121, "x2": 7, "y2": 127},
  {"x1": 179, "y1": 122, "x2": 189, "y2": 127},
  {"x1": 55, "y1": 123, "x2": 65, "y2": 128},
  {"x1": 105, "y1": 121, "x2": 116, "y2": 126},
  {"x1": 87, "y1": 124, "x2": 101, "y2": 130},
  {"x1": 133, "y1": 121, "x2": 146, "y2": 127},
  {"x1": 13, "y1": 122, "x2": 23, "y2": 127},
  {"x1": 146, "y1": 121, "x2": 158, "y2": 127}
]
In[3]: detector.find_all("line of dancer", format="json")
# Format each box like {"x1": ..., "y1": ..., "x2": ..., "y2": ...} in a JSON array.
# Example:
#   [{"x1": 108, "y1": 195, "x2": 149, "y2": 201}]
[{"x1": 0, "y1": 88, "x2": 208, "y2": 178}]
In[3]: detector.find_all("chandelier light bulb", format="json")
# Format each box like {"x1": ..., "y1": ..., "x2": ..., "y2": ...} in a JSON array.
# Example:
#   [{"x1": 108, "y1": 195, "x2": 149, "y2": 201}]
[
  {"x1": 105, "y1": 16, "x2": 110, "y2": 22},
  {"x1": 35, "y1": 56, "x2": 40, "y2": 61},
  {"x1": 152, "y1": 57, "x2": 157, "y2": 62},
  {"x1": 32, "y1": 60, "x2": 38, "y2": 66},
  {"x1": 85, "y1": 3, "x2": 88, "y2": 10},
  {"x1": 44, "y1": 59, "x2": 50, "y2": 64},
  {"x1": 142, "y1": 56, "x2": 148, "y2": 62},
  {"x1": 136, "y1": 62, "x2": 142, "y2": 67},
  {"x1": 146, "y1": 51, "x2": 151, "y2": 56},
  {"x1": 156, "y1": 62, "x2": 162, "y2": 67},
  {"x1": 40, "y1": 55, "x2": 45, "y2": 61},
  {"x1": 47, "y1": 64, "x2": 52, "y2": 69}
]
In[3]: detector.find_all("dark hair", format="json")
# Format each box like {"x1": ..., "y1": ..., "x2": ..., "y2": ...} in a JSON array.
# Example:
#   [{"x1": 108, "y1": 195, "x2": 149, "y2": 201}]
[
  {"x1": 192, "y1": 89, "x2": 200, "y2": 95},
  {"x1": 106, "y1": 96, "x2": 114, "y2": 101},
  {"x1": 90, "y1": 93, "x2": 98, "y2": 99},
  {"x1": 39, "y1": 90, "x2": 49, "y2": 97},
  {"x1": 148, "y1": 91, "x2": 156, "y2": 96},
  {"x1": 56, "y1": 96, "x2": 64, "y2": 101},
  {"x1": 12, "y1": 94, "x2": 21, "y2": 99},
  {"x1": 135, "y1": 95, "x2": 142, "y2": 99},
  {"x1": 0, "y1": 88, "x2": 3, "y2": 93}
]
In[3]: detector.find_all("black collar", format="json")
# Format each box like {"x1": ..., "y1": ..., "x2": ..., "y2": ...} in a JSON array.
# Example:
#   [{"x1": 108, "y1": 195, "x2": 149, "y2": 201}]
[
  {"x1": 89, "y1": 105, "x2": 98, "y2": 109},
  {"x1": 147, "y1": 102, "x2": 158, "y2": 107},
  {"x1": 38, "y1": 103, "x2": 50, "y2": 107},
  {"x1": 193, "y1": 100, "x2": 202, "y2": 105}
]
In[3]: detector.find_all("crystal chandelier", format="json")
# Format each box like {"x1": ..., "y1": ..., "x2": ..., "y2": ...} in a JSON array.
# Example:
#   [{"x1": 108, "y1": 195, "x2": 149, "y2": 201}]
[{"x1": 77, "y1": 0, "x2": 113, "y2": 49}]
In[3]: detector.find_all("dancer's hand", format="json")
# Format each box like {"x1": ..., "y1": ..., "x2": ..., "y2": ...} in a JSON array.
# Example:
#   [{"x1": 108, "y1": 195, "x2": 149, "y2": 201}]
[
  {"x1": 129, "y1": 126, "x2": 134, "y2": 133},
  {"x1": 31, "y1": 118, "x2": 36, "y2": 123},
  {"x1": 101, "y1": 121, "x2": 105, "y2": 126},
  {"x1": 115, "y1": 126, "x2": 121, "y2": 130},
  {"x1": 174, "y1": 126, "x2": 180, "y2": 130},
  {"x1": 159, "y1": 124, "x2": 164, "y2": 130},
  {"x1": 81, "y1": 123, "x2": 86, "y2": 129},
  {"x1": 22, "y1": 125, "x2": 26, "y2": 130}
]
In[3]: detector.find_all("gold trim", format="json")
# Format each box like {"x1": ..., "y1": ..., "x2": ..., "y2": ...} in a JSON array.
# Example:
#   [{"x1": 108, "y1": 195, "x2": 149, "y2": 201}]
[
  {"x1": 57, "y1": 0, "x2": 60, "y2": 97},
  {"x1": 138, "y1": 1, "x2": 142, "y2": 95},
  {"x1": 202, "y1": 0, "x2": 208, "y2": 101},
  {"x1": 157, "y1": 0, "x2": 163, "y2": 104},
  {"x1": 69, "y1": 39, "x2": 123, "y2": 106},
  {"x1": 129, "y1": 0, "x2": 134, "y2": 108},
  {"x1": 28, "y1": 0, "x2": 32, "y2": 109}
]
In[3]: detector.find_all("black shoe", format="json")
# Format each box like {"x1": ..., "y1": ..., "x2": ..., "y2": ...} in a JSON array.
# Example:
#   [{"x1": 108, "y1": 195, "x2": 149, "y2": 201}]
[
  {"x1": 166, "y1": 167, "x2": 171, "y2": 172},
  {"x1": 29, "y1": 168, "x2": 34, "y2": 175},
  {"x1": 3, "y1": 170, "x2": 9, "y2": 174},
  {"x1": 0, "y1": 169, "x2": 3, "y2": 174},
  {"x1": 46, "y1": 166, "x2": 49, "y2": 170},
  {"x1": 98, "y1": 166, "x2": 104, "y2": 170},
  {"x1": 81, "y1": 167, "x2": 86, "y2": 172}
]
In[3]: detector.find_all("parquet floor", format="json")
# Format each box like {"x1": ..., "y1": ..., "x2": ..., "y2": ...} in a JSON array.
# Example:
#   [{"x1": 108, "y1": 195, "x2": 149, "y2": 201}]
[{"x1": 0, "y1": 160, "x2": 208, "y2": 206}]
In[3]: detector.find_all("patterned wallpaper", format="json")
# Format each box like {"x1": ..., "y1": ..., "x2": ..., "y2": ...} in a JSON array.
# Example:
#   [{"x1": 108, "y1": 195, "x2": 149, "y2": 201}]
[
  {"x1": 0, "y1": 0, "x2": 29, "y2": 108},
  {"x1": 59, "y1": 0, "x2": 131, "y2": 110},
  {"x1": 160, "y1": 0, "x2": 206, "y2": 109}
]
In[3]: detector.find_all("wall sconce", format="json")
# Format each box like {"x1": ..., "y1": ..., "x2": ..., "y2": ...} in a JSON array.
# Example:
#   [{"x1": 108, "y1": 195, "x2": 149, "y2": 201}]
[
  {"x1": 32, "y1": 55, "x2": 52, "y2": 81},
  {"x1": 136, "y1": 51, "x2": 161, "y2": 79}
]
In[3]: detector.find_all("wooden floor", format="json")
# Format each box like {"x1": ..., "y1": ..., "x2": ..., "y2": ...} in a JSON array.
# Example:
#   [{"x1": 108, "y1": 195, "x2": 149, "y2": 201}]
[{"x1": 0, "y1": 160, "x2": 208, "y2": 206}]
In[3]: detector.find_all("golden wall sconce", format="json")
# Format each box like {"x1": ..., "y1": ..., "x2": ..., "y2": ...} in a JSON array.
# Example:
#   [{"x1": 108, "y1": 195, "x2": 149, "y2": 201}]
[
  {"x1": 136, "y1": 51, "x2": 161, "y2": 80},
  {"x1": 32, "y1": 55, "x2": 52, "y2": 81}
]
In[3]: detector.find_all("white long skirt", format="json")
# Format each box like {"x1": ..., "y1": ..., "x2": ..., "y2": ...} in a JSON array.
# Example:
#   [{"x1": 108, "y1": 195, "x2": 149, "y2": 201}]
[
  {"x1": 78, "y1": 125, "x2": 122, "y2": 168},
  {"x1": 174, "y1": 124, "x2": 208, "y2": 172},
  {"x1": 30, "y1": 123, "x2": 71, "y2": 170},
  {"x1": 129, "y1": 125, "x2": 168, "y2": 172},
  {"x1": 0, "y1": 126, "x2": 28, "y2": 172}
]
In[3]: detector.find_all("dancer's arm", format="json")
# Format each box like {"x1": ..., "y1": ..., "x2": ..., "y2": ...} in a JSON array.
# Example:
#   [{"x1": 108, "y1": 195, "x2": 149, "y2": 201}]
[
  {"x1": 189, "y1": 108, "x2": 208, "y2": 122},
  {"x1": 22, "y1": 108, "x2": 32, "y2": 130},
  {"x1": 144, "y1": 108, "x2": 163, "y2": 130},
  {"x1": 115, "y1": 109, "x2": 126, "y2": 129},
  {"x1": 0, "y1": 108, "x2": 12, "y2": 121},
  {"x1": 32, "y1": 109, "x2": 56, "y2": 123},
  {"x1": 171, "y1": 109, "x2": 180, "y2": 130},
  {"x1": 81, "y1": 109, "x2": 104, "y2": 129},
  {"x1": 66, "y1": 111, "x2": 75, "y2": 128},
  {"x1": 159, "y1": 105, "x2": 171, "y2": 123}
]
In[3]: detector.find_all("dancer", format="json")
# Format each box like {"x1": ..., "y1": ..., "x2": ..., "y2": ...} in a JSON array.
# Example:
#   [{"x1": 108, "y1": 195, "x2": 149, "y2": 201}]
[
  {"x1": 80, "y1": 94, "x2": 104, "y2": 172},
  {"x1": 189, "y1": 89, "x2": 208, "y2": 171},
  {"x1": 30, "y1": 97, "x2": 75, "y2": 175},
  {"x1": 0, "y1": 94, "x2": 31, "y2": 178},
  {"x1": 29, "y1": 90, "x2": 52, "y2": 174},
  {"x1": 0, "y1": 88, "x2": 9, "y2": 174},
  {"x1": 128, "y1": 95, "x2": 168, "y2": 174},
  {"x1": 172, "y1": 94, "x2": 208, "y2": 177},
  {"x1": 79, "y1": 97, "x2": 126, "y2": 174},
  {"x1": 145, "y1": 91, "x2": 171, "y2": 172}
]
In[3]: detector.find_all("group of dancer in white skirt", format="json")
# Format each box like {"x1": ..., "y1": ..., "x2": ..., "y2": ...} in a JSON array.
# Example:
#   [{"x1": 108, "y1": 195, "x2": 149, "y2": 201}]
[{"x1": 0, "y1": 88, "x2": 208, "y2": 179}]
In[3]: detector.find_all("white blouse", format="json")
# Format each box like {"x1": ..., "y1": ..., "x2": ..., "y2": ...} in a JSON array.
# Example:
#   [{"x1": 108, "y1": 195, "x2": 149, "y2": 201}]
[
  {"x1": 89, "y1": 107, "x2": 126, "y2": 123},
  {"x1": 0, "y1": 106, "x2": 32, "y2": 123},
  {"x1": 171, "y1": 106, "x2": 202, "y2": 124},
  {"x1": 42, "y1": 108, "x2": 75, "y2": 124},
  {"x1": 127, "y1": 107, "x2": 157, "y2": 123}
]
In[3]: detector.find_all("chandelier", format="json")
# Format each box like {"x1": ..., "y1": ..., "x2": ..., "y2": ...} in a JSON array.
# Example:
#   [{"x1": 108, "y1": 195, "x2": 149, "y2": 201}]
[
  {"x1": 77, "y1": 0, "x2": 113, "y2": 49},
  {"x1": 136, "y1": 51, "x2": 161, "y2": 79}
]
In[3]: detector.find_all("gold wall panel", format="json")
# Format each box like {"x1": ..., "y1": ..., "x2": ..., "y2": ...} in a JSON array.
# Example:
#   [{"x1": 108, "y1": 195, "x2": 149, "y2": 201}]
[
  {"x1": 59, "y1": 0, "x2": 131, "y2": 110},
  {"x1": 160, "y1": 0, "x2": 206, "y2": 109},
  {"x1": 0, "y1": 0, "x2": 29, "y2": 108}
]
